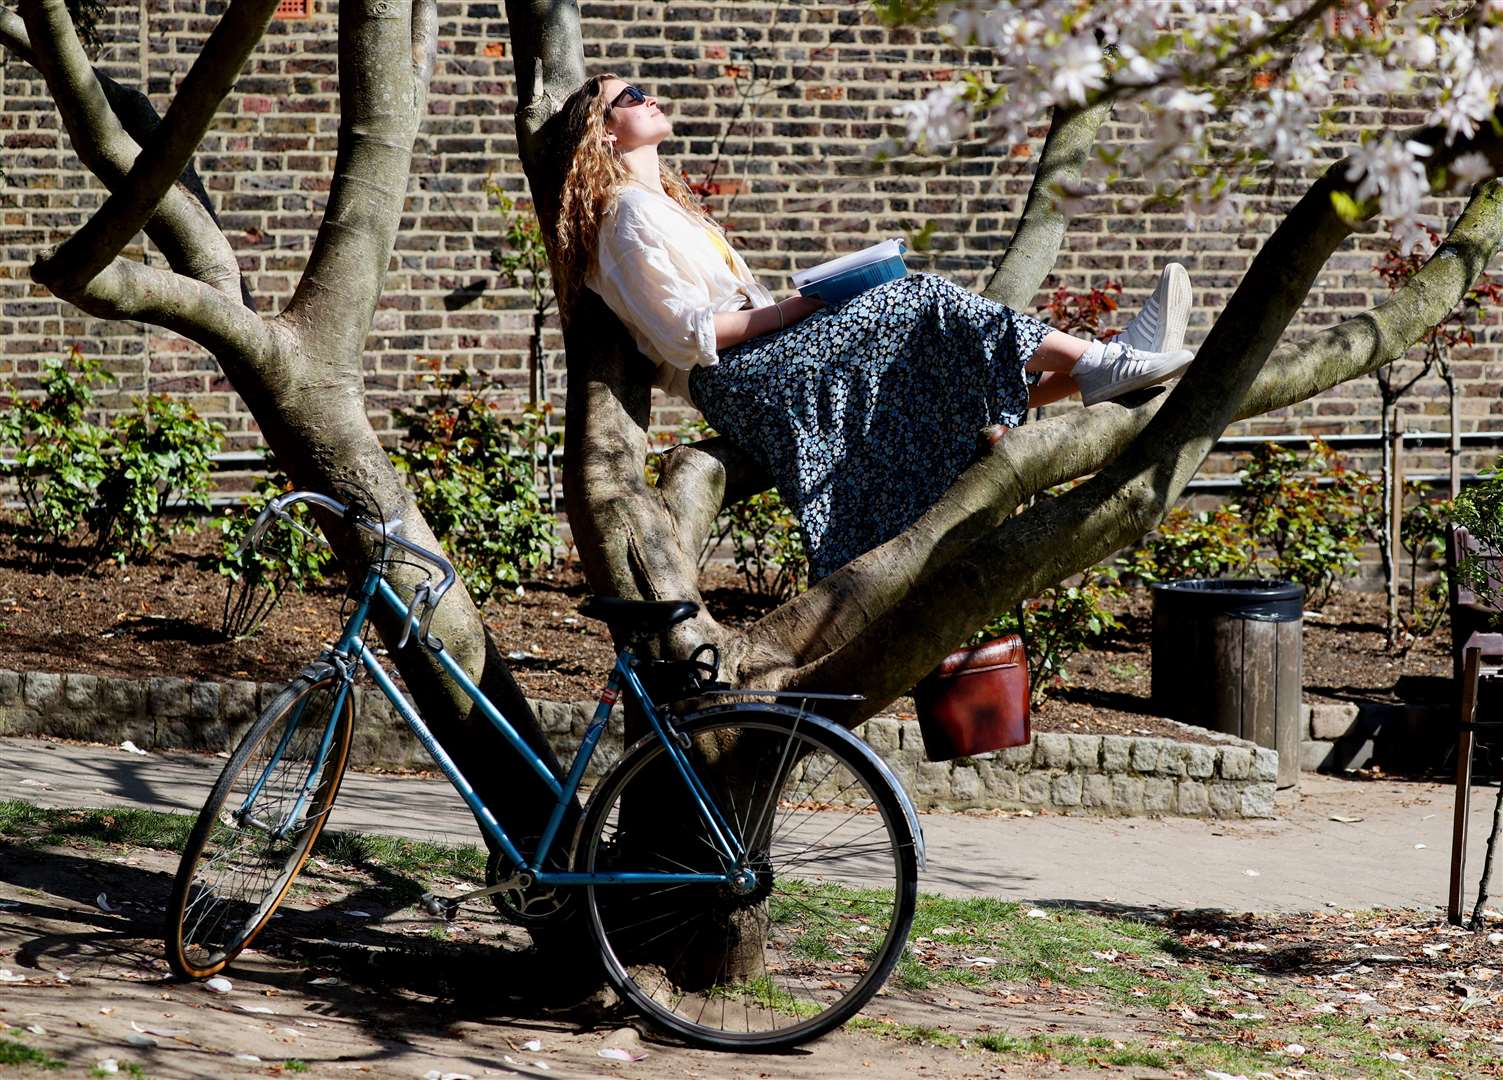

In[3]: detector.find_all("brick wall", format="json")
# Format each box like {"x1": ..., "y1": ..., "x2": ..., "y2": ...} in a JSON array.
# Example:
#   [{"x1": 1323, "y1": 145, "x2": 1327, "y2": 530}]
[{"x1": 2, "y1": 1, "x2": 1500, "y2": 481}]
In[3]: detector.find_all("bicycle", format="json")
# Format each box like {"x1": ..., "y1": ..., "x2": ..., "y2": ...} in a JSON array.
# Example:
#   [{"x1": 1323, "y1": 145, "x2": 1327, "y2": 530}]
[{"x1": 164, "y1": 490, "x2": 923, "y2": 1051}]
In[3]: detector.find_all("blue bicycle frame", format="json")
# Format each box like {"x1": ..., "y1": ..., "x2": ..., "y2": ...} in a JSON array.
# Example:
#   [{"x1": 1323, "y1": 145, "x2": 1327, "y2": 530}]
[{"x1": 270, "y1": 560, "x2": 744, "y2": 891}]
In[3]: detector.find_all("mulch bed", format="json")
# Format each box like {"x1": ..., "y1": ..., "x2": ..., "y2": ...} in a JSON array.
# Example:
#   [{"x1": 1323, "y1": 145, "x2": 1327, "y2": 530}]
[{"x1": 0, "y1": 524, "x2": 1453, "y2": 746}]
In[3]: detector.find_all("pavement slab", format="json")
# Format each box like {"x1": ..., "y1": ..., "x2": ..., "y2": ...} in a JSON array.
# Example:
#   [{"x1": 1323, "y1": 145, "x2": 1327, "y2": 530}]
[{"x1": 1, "y1": 734, "x2": 1494, "y2": 914}]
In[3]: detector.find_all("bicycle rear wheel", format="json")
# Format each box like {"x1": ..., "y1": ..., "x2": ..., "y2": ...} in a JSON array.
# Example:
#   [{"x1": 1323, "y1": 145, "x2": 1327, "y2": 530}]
[
  {"x1": 165, "y1": 663, "x2": 354, "y2": 978},
  {"x1": 576, "y1": 707, "x2": 919, "y2": 1051}
]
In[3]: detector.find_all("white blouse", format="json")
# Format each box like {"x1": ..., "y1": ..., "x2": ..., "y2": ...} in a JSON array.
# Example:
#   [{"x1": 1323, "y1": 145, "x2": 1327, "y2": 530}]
[{"x1": 587, "y1": 180, "x2": 775, "y2": 402}]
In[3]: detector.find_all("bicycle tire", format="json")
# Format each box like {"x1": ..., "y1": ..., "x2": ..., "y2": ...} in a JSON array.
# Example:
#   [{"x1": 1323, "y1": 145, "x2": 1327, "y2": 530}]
[
  {"x1": 165, "y1": 663, "x2": 355, "y2": 978},
  {"x1": 576, "y1": 706, "x2": 919, "y2": 1051}
]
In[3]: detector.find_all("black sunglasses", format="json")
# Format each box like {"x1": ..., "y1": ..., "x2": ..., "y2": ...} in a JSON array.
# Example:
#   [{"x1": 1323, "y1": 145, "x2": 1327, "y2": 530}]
[{"x1": 606, "y1": 85, "x2": 648, "y2": 115}]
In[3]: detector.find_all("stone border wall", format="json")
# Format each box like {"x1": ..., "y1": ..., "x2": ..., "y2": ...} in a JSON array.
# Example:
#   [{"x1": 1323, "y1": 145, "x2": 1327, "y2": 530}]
[
  {"x1": 1300, "y1": 700, "x2": 1451, "y2": 775},
  {"x1": 0, "y1": 668, "x2": 1276, "y2": 819}
]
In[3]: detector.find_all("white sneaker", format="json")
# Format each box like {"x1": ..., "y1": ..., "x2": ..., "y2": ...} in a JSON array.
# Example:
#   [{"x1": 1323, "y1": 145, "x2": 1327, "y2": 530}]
[
  {"x1": 1117, "y1": 262, "x2": 1191, "y2": 354},
  {"x1": 1074, "y1": 343, "x2": 1195, "y2": 406}
]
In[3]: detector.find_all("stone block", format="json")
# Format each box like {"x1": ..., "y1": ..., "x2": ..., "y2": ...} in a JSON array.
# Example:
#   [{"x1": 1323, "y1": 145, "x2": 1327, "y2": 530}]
[
  {"x1": 534, "y1": 699, "x2": 574, "y2": 736},
  {"x1": 220, "y1": 680, "x2": 259, "y2": 728},
  {"x1": 863, "y1": 716, "x2": 901, "y2": 754},
  {"x1": 0, "y1": 670, "x2": 21, "y2": 704},
  {"x1": 189, "y1": 680, "x2": 221, "y2": 720},
  {"x1": 1208, "y1": 782, "x2": 1241, "y2": 817},
  {"x1": 1018, "y1": 772, "x2": 1051, "y2": 806},
  {"x1": 99, "y1": 676, "x2": 147, "y2": 722},
  {"x1": 914, "y1": 762, "x2": 951, "y2": 804},
  {"x1": 1301, "y1": 739, "x2": 1336, "y2": 772},
  {"x1": 1218, "y1": 746, "x2": 1254, "y2": 780},
  {"x1": 22, "y1": 671, "x2": 62, "y2": 712},
  {"x1": 1066, "y1": 734, "x2": 1101, "y2": 770},
  {"x1": 63, "y1": 672, "x2": 97, "y2": 711},
  {"x1": 1240, "y1": 783, "x2": 1276, "y2": 819},
  {"x1": 999, "y1": 742, "x2": 1034, "y2": 769},
  {"x1": 147, "y1": 676, "x2": 191, "y2": 719},
  {"x1": 1052, "y1": 772, "x2": 1083, "y2": 807},
  {"x1": 950, "y1": 765, "x2": 981, "y2": 804},
  {"x1": 977, "y1": 762, "x2": 1019, "y2": 801},
  {"x1": 1310, "y1": 702, "x2": 1361, "y2": 740},
  {"x1": 1300, "y1": 702, "x2": 1313, "y2": 739},
  {"x1": 1185, "y1": 743, "x2": 1217, "y2": 778},
  {"x1": 1110, "y1": 774, "x2": 1145, "y2": 813},
  {"x1": 1130, "y1": 738, "x2": 1165, "y2": 773},
  {"x1": 1157, "y1": 742, "x2": 1189, "y2": 777},
  {"x1": 1176, "y1": 780, "x2": 1210, "y2": 816},
  {"x1": 1142, "y1": 776, "x2": 1175, "y2": 814},
  {"x1": 1082, "y1": 772, "x2": 1111, "y2": 810},
  {"x1": 1034, "y1": 732, "x2": 1072, "y2": 770},
  {"x1": 1252, "y1": 747, "x2": 1279, "y2": 783},
  {"x1": 1100, "y1": 735, "x2": 1132, "y2": 772}
]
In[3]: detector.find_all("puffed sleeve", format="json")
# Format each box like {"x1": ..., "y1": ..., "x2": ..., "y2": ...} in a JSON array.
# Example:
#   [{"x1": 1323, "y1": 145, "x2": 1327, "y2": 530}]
[{"x1": 590, "y1": 203, "x2": 719, "y2": 371}]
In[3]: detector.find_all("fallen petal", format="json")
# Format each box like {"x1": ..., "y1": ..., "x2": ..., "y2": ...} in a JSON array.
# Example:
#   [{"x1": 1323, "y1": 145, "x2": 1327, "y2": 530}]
[
  {"x1": 95, "y1": 894, "x2": 120, "y2": 914},
  {"x1": 24, "y1": 1024, "x2": 45, "y2": 1035},
  {"x1": 1024, "y1": 908, "x2": 1051, "y2": 919},
  {"x1": 95, "y1": 1061, "x2": 119, "y2": 1075},
  {"x1": 236, "y1": 1004, "x2": 276, "y2": 1014},
  {"x1": 599, "y1": 1047, "x2": 647, "y2": 1062},
  {"x1": 119, "y1": 740, "x2": 148, "y2": 755},
  {"x1": 520, "y1": 1039, "x2": 542, "y2": 1052},
  {"x1": 204, "y1": 976, "x2": 233, "y2": 994},
  {"x1": 0, "y1": 969, "x2": 25, "y2": 983}
]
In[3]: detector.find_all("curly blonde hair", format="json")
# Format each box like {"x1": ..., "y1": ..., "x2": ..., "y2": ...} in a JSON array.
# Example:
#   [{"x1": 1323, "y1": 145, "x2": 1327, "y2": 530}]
[{"x1": 552, "y1": 73, "x2": 709, "y2": 321}]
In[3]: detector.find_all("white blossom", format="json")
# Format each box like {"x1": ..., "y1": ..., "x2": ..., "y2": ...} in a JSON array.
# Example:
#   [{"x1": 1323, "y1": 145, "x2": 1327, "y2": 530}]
[
  {"x1": 1049, "y1": 36, "x2": 1107, "y2": 106},
  {"x1": 1346, "y1": 137, "x2": 1433, "y2": 220},
  {"x1": 1449, "y1": 151, "x2": 1496, "y2": 191}
]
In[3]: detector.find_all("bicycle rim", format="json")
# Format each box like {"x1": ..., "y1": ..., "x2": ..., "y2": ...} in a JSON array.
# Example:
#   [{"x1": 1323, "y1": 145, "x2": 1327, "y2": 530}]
[
  {"x1": 166, "y1": 667, "x2": 354, "y2": 978},
  {"x1": 578, "y1": 710, "x2": 918, "y2": 1051}
]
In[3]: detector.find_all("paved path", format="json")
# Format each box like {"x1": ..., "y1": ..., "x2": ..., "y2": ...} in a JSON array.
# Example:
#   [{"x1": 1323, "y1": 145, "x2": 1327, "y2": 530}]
[{"x1": 2, "y1": 734, "x2": 1495, "y2": 914}]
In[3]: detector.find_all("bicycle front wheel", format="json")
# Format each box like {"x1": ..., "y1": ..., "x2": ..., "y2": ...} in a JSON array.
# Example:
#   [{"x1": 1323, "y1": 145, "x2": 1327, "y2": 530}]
[
  {"x1": 165, "y1": 663, "x2": 354, "y2": 978},
  {"x1": 576, "y1": 707, "x2": 919, "y2": 1051}
]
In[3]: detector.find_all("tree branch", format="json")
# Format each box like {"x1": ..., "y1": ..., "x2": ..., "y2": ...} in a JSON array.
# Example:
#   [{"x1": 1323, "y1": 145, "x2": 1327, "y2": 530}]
[
  {"x1": 60, "y1": 255, "x2": 276, "y2": 366},
  {"x1": 657, "y1": 435, "x2": 775, "y2": 567},
  {"x1": 984, "y1": 98, "x2": 1113, "y2": 310},
  {"x1": 11, "y1": 0, "x2": 245, "y2": 300},
  {"x1": 283, "y1": 0, "x2": 428, "y2": 362},
  {"x1": 31, "y1": 0, "x2": 281, "y2": 296}
]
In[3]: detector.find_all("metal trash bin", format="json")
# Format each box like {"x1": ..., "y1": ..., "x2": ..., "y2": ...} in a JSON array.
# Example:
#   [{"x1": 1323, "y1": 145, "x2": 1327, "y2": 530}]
[{"x1": 1150, "y1": 579, "x2": 1304, "y2": 790}]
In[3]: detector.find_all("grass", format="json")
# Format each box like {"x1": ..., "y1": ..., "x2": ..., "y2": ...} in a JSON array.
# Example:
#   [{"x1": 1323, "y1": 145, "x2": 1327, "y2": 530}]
[
  {"x1": 0, "y1": 800, "x2": 488, "y2": 885},
  {"x1": 0, "y1": 1030, "x2": 64, "y2": 1070}
]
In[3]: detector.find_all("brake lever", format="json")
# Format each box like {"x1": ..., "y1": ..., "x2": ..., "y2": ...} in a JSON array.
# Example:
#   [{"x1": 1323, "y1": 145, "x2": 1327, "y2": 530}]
[{"x1": 398, "y1": 583, "x2": 432, "y2": 651}]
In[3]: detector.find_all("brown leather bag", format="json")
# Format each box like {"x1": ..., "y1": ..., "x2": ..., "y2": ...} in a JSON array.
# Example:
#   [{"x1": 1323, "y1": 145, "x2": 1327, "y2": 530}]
[{"x1": 913, "y1": 635, "x2": 1031, "y2": 761}]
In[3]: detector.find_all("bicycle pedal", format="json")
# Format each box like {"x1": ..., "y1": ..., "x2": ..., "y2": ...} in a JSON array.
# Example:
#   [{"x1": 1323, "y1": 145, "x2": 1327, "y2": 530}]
[{"x1": 418, "y1": 892, "x2": 459, "y2": 920}]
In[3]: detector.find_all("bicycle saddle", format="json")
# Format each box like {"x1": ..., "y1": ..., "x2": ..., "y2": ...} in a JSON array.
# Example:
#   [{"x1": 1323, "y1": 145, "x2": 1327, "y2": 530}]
[{"x1": 578, "y1": 596, "x2": 699, "y2": 634}]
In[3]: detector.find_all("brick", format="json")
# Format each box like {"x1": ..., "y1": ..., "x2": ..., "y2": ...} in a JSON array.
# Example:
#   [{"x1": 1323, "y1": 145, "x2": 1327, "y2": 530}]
[
  {"x1": 1066, "y1": 733, "x2": 1101, "y2": 770},
  {"x1": 22, "y1": 672, "x2": 62, "y2": 712},
  {"x1": 1052, "y1": 772, "x2": 1083, "y2": 807},
  {"x1": 1185, "y1": 743, "x2": 1217, "y2": 778},
  {"x1": 1019, "y1": 772, "x2": 1051, "y2": 806},
  {"x1": 1110, "y1": 774, "x2": 1145, "y2": 813},
  {"x1": 1143, "y1": 777, "x2": 1176, "y2": 814},
  {"x1": 1130, "y1": 738, "x2": 1165, "y2": 773},
  {"x1": 1100, "y1": 736, "x2": 1132, "y2": 772},
  {"x1": 1081, "y1": 772, "x2": 1111, "y2": 809}
]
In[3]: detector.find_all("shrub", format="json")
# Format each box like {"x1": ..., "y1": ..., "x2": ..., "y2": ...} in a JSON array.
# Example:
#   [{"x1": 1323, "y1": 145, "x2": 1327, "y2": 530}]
[
  {"x1": 979, "y1": 566, "x2": 1125, "y2": 705},
  {"x1": 216, "y1": 467, "x2": 336, "y2": 639},
  {"x1": 0, "y1": 351, "x2": 111, "y2": 551},
  {"x1": 1453, "y1": 457, "x2": 1503, "y2": 614},
  {"x1": 90, "y1": 395, "x2": 221, "y2": 564},
  {"x1": 1119, "y1": 505, "x2": 1255, "y2": 584},
  {"x1": 1237, "y1": 439, "x2": 1377, "y2": 606},
  {"x1": 1394, "y1": 484, "x2": 1453, "y2": 649},
  {"x1": 391, "y1": 362, "x2": 558, "y2": 605},
  {"x1": 0, "y1": 351, "x2": 221, "y2": 564}
]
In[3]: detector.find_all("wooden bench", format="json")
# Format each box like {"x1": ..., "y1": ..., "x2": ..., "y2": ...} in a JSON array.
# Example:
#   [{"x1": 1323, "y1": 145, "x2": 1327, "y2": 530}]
[{"x1": 1446, "y1": 525, "x2": 1503, "y2": 924}]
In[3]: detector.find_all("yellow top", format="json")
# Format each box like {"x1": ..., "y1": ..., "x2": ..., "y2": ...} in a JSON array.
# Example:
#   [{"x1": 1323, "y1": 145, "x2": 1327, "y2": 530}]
[{"x1": 702, "y1": 224, "x2": 737, "y2": 275}]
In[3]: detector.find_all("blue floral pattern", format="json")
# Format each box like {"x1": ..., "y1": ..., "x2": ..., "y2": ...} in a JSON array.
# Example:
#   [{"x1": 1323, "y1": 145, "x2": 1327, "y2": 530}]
[{"x1": 689, "y1": 273, "x2": 1050, "y2": 581}]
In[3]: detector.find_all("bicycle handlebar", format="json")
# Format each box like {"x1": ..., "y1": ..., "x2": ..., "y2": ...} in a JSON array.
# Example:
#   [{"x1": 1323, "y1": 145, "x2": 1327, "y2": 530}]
[{"x1": 238, "y1": 490, "x2": 458, "y2": 650}]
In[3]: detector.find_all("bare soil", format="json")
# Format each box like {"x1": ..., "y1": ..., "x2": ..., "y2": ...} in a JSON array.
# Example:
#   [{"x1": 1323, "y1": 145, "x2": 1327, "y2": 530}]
[{"x1": 0, "y1": 524, "x2": 1453, "y2": 747}]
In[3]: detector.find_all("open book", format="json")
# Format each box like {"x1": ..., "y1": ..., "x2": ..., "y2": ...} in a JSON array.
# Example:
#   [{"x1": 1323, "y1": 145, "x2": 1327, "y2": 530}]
[{"x1": 793, "y1": 238, "x2": 908, "y2": 305}]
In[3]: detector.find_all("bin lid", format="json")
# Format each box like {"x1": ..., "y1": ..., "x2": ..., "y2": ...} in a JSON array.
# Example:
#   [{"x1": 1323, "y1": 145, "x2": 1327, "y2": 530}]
[{"x1": 1149, "y1": 578, "x2": 1305, "y2": 621}]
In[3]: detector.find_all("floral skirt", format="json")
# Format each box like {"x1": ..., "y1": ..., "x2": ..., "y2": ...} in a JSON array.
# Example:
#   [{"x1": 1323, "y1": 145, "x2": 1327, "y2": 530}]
[{"x1": 688, "y1": 273, "x2": 1051, "y2": 581}]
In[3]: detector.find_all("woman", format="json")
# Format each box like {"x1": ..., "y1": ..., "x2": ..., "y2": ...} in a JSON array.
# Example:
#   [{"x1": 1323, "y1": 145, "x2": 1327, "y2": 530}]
[{"x1": 553, "y1": 75, "x2": 1194, "y2": 582}]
